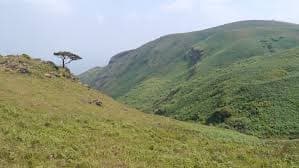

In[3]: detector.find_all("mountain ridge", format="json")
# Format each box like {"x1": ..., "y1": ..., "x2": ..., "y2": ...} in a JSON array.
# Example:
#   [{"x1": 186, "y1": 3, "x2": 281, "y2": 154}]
[{"x1": 80, "y1": 20, "x2": 299, "y2": 138}]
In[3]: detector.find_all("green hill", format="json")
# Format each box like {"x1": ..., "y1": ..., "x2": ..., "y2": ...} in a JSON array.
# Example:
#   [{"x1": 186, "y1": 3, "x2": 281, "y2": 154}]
[
  {"x1": 79, "y1": 20, "x2": 299, "y2": 138},
  {"x1": 0, "y1": 55, "x2": 298, "y2": 167}
]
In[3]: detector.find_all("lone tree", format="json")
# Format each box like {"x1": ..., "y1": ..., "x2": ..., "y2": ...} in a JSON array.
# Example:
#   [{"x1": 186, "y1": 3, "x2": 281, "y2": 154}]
[{"x1": 53, "y1": 51, "x2": 82, "y2": 68}]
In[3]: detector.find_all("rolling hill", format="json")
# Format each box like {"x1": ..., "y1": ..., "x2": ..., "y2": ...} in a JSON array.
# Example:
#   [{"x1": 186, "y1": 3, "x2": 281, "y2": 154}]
[
  {"x1": 0, "y1": 55, "x2": 298, "y2": 167},
  {"x1": 79, "y1": 20, "x2": 299, "y2": 138}
]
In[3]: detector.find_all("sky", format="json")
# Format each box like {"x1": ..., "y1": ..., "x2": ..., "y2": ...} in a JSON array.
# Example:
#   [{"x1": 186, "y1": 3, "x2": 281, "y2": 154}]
[{"x1": 0, "y1": 0, "x2": 299, "y2": 74}]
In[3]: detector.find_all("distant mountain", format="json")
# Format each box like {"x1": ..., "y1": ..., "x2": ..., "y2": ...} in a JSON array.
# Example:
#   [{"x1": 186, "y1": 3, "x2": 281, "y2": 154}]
[
  {"x1": 79, "y1": 20, "x2": 299, "y2": 138},
  {"x1": 79, "y1": 66, "x2": 103, "y2": 84}
]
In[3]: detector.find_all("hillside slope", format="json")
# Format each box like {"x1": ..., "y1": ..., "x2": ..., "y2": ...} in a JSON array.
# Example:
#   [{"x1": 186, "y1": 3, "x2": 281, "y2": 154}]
[
  {"x1": 80, "y1": 20, "x2": 299, "y2": 138},
  {"x1": 0, "y1": 55, "x2": 298, "y2": 167}
]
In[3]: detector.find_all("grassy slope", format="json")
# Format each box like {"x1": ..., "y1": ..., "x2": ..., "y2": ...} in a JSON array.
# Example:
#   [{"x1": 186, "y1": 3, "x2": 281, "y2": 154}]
[
  {"x1": 80, "y1": 20, "x2": 299, "y2": 138},
  {"x1": 156, "y1": 48, "x2": 299, "y2": 138},
  {"x1": 0, "y1": 56, "x2": 298, "y2": 167}
]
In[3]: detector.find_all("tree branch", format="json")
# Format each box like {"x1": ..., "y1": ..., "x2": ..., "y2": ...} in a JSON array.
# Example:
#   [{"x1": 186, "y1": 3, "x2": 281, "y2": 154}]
[{"x1": 65, "y1": 59, "x2": 73, "y2": 65}]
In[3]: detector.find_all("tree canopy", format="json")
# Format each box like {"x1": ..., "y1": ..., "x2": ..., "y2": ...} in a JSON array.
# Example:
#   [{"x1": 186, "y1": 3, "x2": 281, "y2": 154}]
[{"x1": 53, "y1": 51, "x2": 82, "y2": 68}]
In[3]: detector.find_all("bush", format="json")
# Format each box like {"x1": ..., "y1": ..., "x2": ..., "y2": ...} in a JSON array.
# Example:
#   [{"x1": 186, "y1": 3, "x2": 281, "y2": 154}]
[
  {"x1": 43, "y1": 61, "x2": 58, "y2": 70},
  {"x1": 154, "y1": 108, "x2": 166, "y2": 115},
  {"x1": 186, "y1": 113, "x2": 200, "y2": 121},
  {"x1": 206, "y1": 107, "x2": 232, "y2": 124},
  {"x1": 226, "y1": 117, "x2": 250, "y2": 133},
  {"x1": 21, "y1": 54, "x2": 31, "y2": 60}
]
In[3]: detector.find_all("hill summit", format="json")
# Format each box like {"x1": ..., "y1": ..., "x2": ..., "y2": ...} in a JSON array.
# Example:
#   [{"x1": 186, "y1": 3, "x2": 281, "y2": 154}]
[
  {"x1": 80, "y1": 20, "x2": 299, "y2": 138},
  {"x1": 0, "y1": 54, "x2": 75, "y2": 79}
]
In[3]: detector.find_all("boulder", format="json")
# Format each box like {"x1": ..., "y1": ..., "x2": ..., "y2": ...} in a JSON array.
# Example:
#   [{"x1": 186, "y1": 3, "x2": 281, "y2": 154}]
[
  {"x1": 44, "y1": 73, "x2": 52, "y2": 78},
  {"x1": 95, "y1": 100, "x2": 102, "y2": 106},
  {"x1": 49, "y1": 71, "x2": 61, "y2": 78},
  {"x1": 88, "y1": 99, "x2": 103, "y2": 107},
  {"x1": 18, "y1": 67, "x2": 30, "y2": 74}
]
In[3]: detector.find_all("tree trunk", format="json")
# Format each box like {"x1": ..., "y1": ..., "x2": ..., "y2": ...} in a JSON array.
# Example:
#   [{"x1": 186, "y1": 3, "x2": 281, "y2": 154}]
[{"x1": 62, "y1": 58, "x2": 65, "y2": 68}]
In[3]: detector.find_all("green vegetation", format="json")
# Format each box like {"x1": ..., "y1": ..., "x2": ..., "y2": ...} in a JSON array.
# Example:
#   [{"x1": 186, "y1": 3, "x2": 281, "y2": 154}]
[
  {"x1": 80, "y1": 20, "x2": 299, "y2": 138},
  {"x1": 1, "y1": 55, "x2": 298, "y2": 167},
  {"x1": 157, "y1": 48, "x2": 299, "y2": 138}
]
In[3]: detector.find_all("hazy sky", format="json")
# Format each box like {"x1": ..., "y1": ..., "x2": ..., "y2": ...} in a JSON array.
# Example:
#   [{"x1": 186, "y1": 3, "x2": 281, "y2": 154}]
[{"x1": 1, "y1": 0, "x2": 298, "y2": 74}]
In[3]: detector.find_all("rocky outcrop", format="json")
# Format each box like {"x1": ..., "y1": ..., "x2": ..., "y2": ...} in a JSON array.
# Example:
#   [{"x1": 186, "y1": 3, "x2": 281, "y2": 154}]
[
  {"x1": 0, "y1": 57, "x2": 31, "y2": 74},
  {"x1": 88, "y1": 99, "x2": 103, "y2": 107},
  {"x1": 184, "y1": 48, "x2": 204, "y2": 66},
  {"x1": 0, "y1": 55, "x2": 76, "y2": 80},
  {"x1": 18, "y1": 67, "x2": 30, "y2": 74}
]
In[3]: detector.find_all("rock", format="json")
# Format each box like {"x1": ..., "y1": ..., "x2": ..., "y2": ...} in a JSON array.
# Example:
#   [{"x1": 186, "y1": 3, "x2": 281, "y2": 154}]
[
  {"x1": 44, "y1": 73, "x2": 52, "y2": 78},
  {"x1": 71, "y1": 76, "x2": 78, "y2": 81},
  {"x1": 49, "y1": 71, "x2": 61, "y2": 77},
  {"x1": 18, "y1": 67, "x2": 30, "y2": 74},
  {"x1": 56, "y1": 74, "x2": 61, "y2": 77},
  {"x1": 89, "y1": 99, "x2": 102, "y2": 107},
  {"x1": 95, "y1": 101, "x2": 102, "y2": 106}
]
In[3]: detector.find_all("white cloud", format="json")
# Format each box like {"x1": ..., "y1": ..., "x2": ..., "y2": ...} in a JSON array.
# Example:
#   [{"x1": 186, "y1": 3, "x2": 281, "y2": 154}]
[{"x1": 23, "y1": 0, "x2": 72, "y2": 14}]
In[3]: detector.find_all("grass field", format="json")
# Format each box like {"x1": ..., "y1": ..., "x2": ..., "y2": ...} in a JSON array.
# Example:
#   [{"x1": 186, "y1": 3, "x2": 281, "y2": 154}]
[{"x1": 0, "y1": 56, "x2": 298, "y2": 167}]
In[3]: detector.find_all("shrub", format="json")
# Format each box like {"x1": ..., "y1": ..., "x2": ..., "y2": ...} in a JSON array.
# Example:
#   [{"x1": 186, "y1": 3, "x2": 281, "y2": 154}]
[
  {"x1": 186, "y1": 113, "x2": 200, "y2": 121},
  {"x1": 226, "y1": 117, "x2": 250, "y2": 133},
  {"x1": 21, "y1": 54, "x2": 31, "y2": 60},
  {"x1": 43, "y1": 61, "x2": 58, "y2": 70},
  {"x1": 206, "y1": 107, "x2": 232, "y2": 124},
  {"x1": 154, "y1": 108, "x2": 166, "y2": 115}
]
